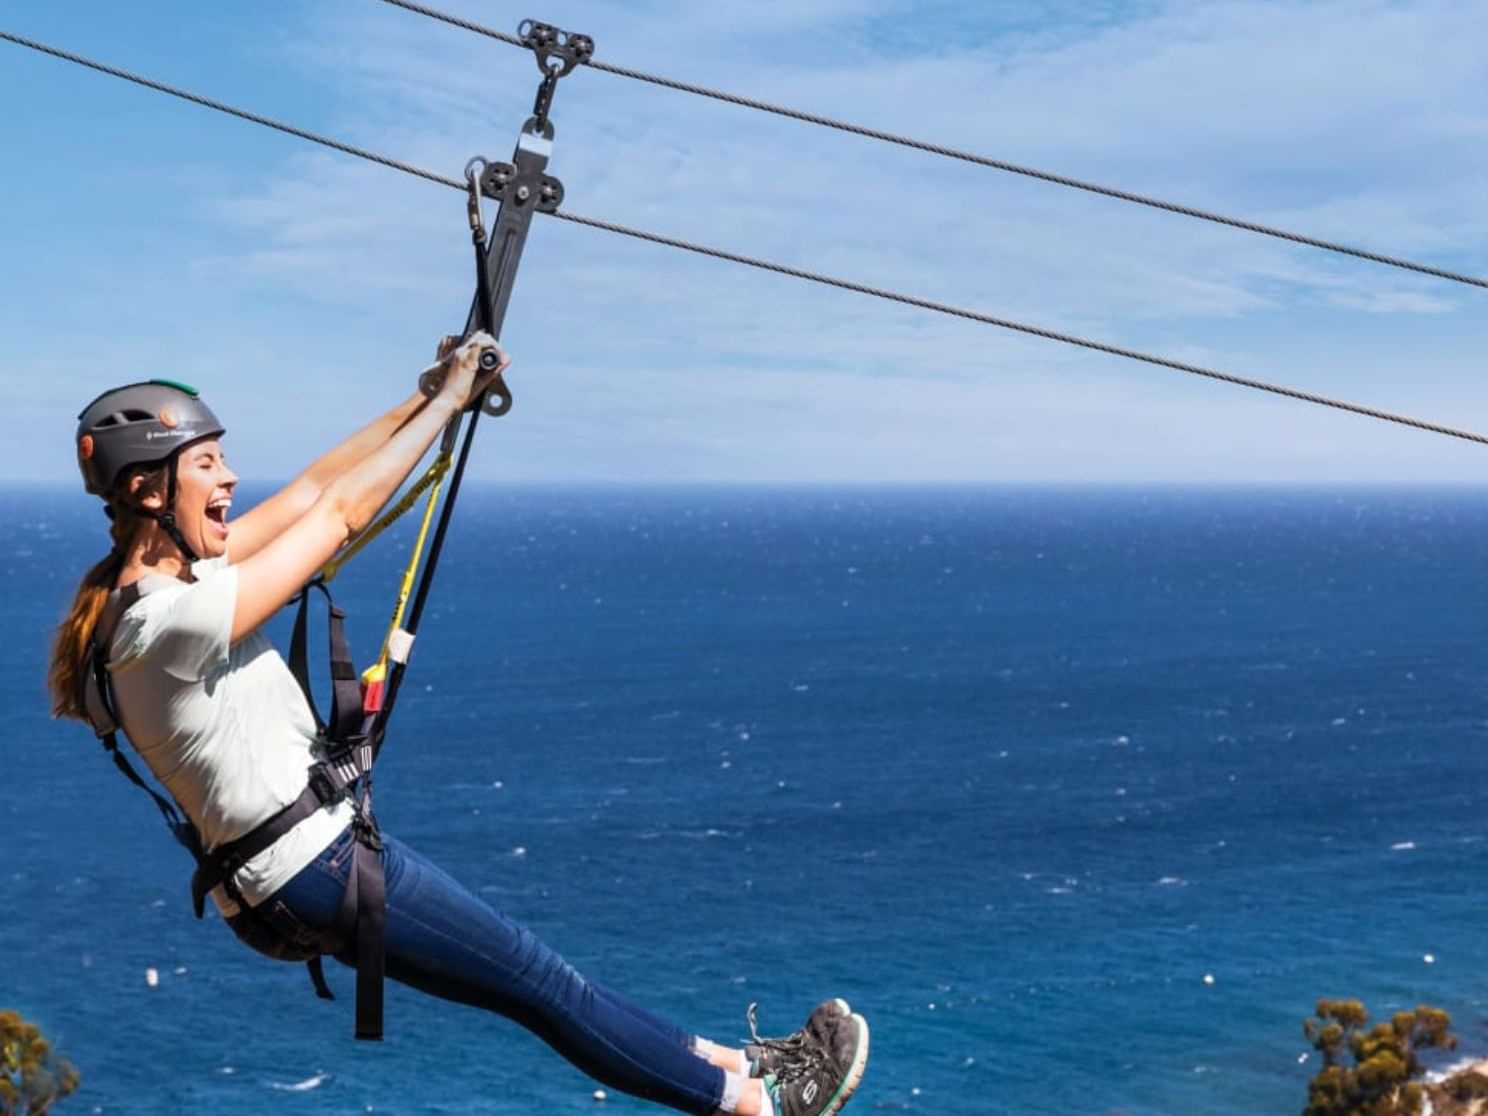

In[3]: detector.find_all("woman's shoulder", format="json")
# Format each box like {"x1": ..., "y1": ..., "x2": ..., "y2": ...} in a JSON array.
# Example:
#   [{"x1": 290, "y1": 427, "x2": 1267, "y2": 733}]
[
  {"x1": 108, "y1": 561, "x2": 238, "y2": 666},
  {"x1": 106, "y1": 575, "x2": 184, "y2": 655}
]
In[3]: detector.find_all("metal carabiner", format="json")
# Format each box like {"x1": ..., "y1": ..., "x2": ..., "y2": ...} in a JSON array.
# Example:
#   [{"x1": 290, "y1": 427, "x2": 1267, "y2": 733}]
[
  {"x1": 464, "y1": 157, "x2": 488, "y2": 241},
  {"x1": 530, "y1": 69, "x2": 559, "y2": 136}
]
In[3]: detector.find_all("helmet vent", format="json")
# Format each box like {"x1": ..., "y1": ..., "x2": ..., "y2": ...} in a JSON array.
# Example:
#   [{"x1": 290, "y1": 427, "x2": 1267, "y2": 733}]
[
  {"x1": 74, "y1": 382, "x2": 225, "y2": 497},
  {"x1": 96, "y1": 409, "x2": 155, "y2": 428}
]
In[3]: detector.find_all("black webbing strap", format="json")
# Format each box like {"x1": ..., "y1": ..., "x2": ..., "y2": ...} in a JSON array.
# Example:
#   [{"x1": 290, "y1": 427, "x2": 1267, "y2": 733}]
[
  {"x1": 347, "y1": 816, "x2": 387, "y2": 1040},
  {"x1": 288, "y1": 587, "x2": 323, "y2": 736},
  {"x1": 354, "y1": 843, "x2": 387, "y2": 1040},
  {"x1": 307, "y1": 956, "x2": 335, "y2": 1000},
  {"x1": 289, "y1": 579, "x2": 363, "y2": 748},
  {"x1": 285, "y1": 577, "x2": 388, "y2": 1040},
  {"x1": 305, "y1": 800, "x2": 386, "y2": 1039},
  {"x1": 97, "y1": 728, "x2": 201, "y2": 856},
  {"x1": 88, "y1": 630, "x2": 201, "y2": 859},
  {"x1": 188, "y1": 780, "x2": 332, "y2": 918}
]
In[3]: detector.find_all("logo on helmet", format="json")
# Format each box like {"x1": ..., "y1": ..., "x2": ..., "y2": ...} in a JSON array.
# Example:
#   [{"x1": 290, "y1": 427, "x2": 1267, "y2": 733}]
[
  {"x1": 159, "y1": 406, "x2": 181, "y2": 429},
  {"x1": 78, "y1": 434, "x2": 94, "y2": 460}
]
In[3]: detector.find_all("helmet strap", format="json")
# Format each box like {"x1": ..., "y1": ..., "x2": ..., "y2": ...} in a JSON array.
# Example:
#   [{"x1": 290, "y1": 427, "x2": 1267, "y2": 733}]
[
  {"x1": 152, "y1": 511, "x2": 199, "y2": 566},
  {"x1": 121, "y1": 454, "x2": 200, "y2": 566},
  {"x1": 155, "y1": 454, "x2": 200, "y2": 565}
]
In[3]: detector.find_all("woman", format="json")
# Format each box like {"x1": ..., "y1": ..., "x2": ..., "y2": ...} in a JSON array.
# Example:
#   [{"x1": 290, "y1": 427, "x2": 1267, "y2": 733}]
[{"x1": 48, "y1": 334, "x2": 869, "y2": 1116}]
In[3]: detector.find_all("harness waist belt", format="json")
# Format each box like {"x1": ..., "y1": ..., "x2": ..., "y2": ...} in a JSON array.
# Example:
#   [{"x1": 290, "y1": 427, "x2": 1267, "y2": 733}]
[{"x1": 188, "y1": 762, "x2": 349, "y2": 918}]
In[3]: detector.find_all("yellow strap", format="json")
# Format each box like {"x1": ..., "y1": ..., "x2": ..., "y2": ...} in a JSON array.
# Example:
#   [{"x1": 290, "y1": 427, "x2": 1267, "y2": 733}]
[
  {"x1": 320, "y1": 452, "x2": 451, "y2": 584},
  {"x1": 363, "y1": 461, "x2": 447, "y2": 683}
]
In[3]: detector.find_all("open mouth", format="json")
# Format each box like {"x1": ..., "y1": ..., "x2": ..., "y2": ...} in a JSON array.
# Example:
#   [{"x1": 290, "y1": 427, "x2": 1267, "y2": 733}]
[{"x1": 206, "y1": 498, "x2": 231, "y2": 535}]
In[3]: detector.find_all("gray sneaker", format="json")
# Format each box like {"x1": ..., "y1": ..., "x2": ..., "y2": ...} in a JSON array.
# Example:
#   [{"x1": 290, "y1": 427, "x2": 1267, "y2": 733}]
[
  {"x1": 745, "y1": 999, "x2": 852, "y2": 1078},
  {"x1": 764, "y1": 1011, "x2": 869, "y2": 1116}
]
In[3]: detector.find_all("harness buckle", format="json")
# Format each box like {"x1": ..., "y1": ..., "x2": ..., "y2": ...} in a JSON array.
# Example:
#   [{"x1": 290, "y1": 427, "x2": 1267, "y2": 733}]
[{"x1": 308, "y1": 765, "x2": 340, "y2": 806}]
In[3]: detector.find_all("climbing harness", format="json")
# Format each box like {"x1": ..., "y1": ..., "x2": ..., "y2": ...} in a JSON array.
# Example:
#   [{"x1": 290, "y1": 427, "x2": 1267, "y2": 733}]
[{"x1": 79, "y1": 18, "x2": 588, "y2": 1042}]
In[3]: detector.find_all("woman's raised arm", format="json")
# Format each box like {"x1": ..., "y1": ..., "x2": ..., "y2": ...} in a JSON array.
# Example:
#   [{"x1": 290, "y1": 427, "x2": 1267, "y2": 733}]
[
  {"x1": 228, "y1": 335, "x2": 506, "y2": 643},
  {"x1": 225, "y1": 385, "x2": 437, "y2": 565}
]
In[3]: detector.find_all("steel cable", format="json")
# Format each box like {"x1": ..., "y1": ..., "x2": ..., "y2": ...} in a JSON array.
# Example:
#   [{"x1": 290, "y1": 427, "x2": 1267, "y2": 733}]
[
  {"x1": 375, "y1": 0, "x2": 1488, "y2": 293},
  {"x1": 553, "y1": 211, "x2": 1488, "y2": 447},
  {"x1": 0, "y1": 29, "x2": 466, "y2": 192},
  {"x1": 4, "y1": 26, "x2": 1486, "y2": 447}
]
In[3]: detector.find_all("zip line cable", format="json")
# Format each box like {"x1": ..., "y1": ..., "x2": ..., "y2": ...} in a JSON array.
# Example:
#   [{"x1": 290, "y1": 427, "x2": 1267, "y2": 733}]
[
  {"x1": 5, "y1": 27, "x2": 1488, "y2": 449},
  {"x1": 375, "y1": 0, "x2": 1488, "y2": 294},
  {"x1": 0, "y1": 29, "x2": 465, "y2": 192},
  {"x1": 551, "y1": 210, "x2": 1488, "y2": 446}
]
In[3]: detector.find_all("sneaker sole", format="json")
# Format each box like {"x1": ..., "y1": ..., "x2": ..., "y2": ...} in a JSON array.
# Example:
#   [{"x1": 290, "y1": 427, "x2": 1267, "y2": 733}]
[{"x1": 817, "y1": 1012, "x2": 869, "y2": 1116}]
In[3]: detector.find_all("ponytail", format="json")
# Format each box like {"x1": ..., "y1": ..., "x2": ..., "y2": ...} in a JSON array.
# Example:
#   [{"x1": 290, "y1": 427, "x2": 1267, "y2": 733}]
[{"x1": 47, "y1": 500, "x2": 147, "y2": 721}]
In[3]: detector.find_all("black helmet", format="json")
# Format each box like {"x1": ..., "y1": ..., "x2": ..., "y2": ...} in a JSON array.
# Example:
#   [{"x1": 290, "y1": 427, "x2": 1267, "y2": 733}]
[{"x1": 76, "y1": 379, "x2": 225, "y2": 497}]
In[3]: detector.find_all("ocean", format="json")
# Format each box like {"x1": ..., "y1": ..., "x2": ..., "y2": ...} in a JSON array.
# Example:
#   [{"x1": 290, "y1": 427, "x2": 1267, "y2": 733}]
[{"x1": 4, "y1": 485, "x2": 1488, "y2": 1115}]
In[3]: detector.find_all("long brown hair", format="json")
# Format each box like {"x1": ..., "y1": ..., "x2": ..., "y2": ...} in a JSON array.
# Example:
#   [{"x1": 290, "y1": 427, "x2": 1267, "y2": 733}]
[{"x1": 48, "y1": 471, "x2": 160, "y2": 721}]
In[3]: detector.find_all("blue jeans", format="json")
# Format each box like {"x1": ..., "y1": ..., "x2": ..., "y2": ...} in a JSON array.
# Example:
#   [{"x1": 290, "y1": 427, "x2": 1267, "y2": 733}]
[{"x1": 228, "y1": 825, "x2": 726, "y2": 1115}]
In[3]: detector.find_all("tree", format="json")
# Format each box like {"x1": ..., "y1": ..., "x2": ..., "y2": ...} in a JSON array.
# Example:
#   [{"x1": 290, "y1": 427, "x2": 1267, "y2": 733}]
[
  {"x1": 1302, "y1": 998, "x2": 1456, "y2": 1116},
  {"x1": 0, "y1": 1011, "x2": 80, "y2": 1116}
]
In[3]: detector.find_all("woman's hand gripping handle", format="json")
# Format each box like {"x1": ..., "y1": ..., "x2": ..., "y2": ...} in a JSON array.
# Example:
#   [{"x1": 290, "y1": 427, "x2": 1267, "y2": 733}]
[{"x1": 418, "y1": 332, "x2": 509, "y2": 411}]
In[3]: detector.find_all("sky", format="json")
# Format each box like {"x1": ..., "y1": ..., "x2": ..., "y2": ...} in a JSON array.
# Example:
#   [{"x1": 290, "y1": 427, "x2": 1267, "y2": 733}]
[{"x1": 3, "y1": 0, "x2": 1488, "y2": 484}]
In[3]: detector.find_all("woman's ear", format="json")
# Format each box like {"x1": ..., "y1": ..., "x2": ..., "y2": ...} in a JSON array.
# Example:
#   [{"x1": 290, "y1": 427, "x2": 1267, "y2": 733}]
[{"x1": 127, "y1": 469, "x2": 167, "y2": 511}]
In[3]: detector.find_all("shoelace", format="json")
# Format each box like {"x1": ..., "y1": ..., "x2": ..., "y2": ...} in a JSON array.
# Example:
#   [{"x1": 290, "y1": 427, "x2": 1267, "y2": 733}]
[{"x1": 746, "y1": 1003, "x2": 829, "y2": 1086}]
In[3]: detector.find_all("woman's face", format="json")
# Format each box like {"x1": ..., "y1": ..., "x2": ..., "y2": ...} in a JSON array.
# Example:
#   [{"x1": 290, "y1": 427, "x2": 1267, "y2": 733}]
[{"x1": 170, "y1": 439, "x2": 238, "y2": 560}]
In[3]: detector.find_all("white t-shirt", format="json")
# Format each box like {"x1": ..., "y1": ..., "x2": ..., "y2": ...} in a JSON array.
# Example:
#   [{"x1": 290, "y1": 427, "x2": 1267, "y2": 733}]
[{"x1": 104, "y1": 556, "x2": 354, "y2": 916}]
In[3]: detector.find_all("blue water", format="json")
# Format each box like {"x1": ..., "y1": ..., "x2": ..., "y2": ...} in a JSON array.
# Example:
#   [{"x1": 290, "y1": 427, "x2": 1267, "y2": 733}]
[{"x1": 6, "y1": 485, "x2": 1488, "y2": 1115}]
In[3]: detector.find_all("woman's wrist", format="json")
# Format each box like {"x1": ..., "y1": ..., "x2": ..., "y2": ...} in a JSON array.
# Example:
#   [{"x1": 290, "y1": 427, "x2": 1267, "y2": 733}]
[{"x1": 429, "y1": 391, "x2": 465, "y2": 423}]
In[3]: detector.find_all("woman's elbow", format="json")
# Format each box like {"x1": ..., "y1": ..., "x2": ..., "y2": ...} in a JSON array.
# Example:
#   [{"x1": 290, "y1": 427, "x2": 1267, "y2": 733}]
[{"x1": 316, "y1": 486, "x2": 358, "y2": 546}]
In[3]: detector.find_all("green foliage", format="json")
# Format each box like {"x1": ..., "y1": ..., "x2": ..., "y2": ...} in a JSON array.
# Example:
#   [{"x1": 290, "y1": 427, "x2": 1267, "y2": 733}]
[
  {"x1": 1302, "y1": 998, "x2": 1456, "y2": 1116},
  {"x1": 0, "y1": 1010, "x2": 80, "y2": 1116}
]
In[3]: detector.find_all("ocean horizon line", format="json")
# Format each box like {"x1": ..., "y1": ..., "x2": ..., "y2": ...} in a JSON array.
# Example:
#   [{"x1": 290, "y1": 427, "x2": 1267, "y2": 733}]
[{"x1": 8, "y1": 477, "x2": 1488, "y2": 493}]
